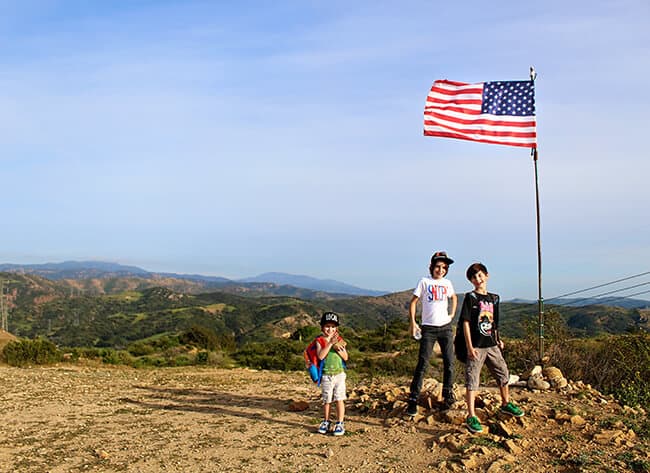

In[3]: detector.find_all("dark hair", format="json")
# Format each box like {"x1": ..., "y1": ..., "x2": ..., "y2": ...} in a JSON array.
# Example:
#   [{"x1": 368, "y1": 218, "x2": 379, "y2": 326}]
[
  {"x1": 429, "y1": 261, "x2": 449, "y2": 278},
  {"x1": 428, "y1": 251, "x2": 453, "y2": 278},
  {"x1": 466, "y1": 262, "x2": 488, "y2": 281}
]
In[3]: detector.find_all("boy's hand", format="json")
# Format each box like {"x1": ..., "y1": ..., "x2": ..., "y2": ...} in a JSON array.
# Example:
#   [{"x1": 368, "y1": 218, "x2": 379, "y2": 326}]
[
  {"x1": 468, "y1": 347, "x2": 479, "y2": 360},
  {"x1": 332, "y1": 335, "x2": 346, "y2": 351},
  {"x1": 410, "y1": 323, "x2": 420, "y2": 338}
]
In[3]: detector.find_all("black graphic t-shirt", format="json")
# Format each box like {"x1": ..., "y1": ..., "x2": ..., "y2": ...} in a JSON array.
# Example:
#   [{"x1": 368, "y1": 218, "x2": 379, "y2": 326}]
[{"x1": 459, "y1": 291, "x2": 500, "y2": 349}]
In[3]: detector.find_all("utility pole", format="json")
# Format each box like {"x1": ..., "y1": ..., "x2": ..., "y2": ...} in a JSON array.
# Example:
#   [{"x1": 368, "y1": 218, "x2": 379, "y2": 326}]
[
  {"x1": 0, "y1": 279, "x2": 20, "y2": 332},
  {"x1": 0, "y1": 279, "x2": 7, "y2": 332},
  {"x1": 0, "y1": 280, "x2": 7, "y2": 332}
]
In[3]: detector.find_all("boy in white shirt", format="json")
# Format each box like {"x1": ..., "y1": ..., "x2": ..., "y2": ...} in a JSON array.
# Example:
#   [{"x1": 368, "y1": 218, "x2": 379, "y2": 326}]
[{"x1": 407, "y1": 251, "x2": 458, "y2": 416}]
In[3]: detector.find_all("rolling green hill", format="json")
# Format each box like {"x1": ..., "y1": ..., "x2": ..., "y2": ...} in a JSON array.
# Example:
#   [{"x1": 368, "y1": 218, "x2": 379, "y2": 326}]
[{"x1": 2, "y1": 272, "x2": 647, "y2": 350}]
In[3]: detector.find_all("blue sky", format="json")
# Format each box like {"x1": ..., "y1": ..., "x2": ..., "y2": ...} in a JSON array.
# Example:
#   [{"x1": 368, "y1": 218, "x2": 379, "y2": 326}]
[{"x1": 1, "y1": 0, "x2": 649, "y2": 300}]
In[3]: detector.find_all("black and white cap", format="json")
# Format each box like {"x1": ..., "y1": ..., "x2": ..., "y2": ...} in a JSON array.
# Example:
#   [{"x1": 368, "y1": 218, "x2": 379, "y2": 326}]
[
  {"x1": 320, "y1": 311, "x2": 340, "y2": 326},
  {"x1": 430, "y1": 251, "x2": 454, "y2": 266}
]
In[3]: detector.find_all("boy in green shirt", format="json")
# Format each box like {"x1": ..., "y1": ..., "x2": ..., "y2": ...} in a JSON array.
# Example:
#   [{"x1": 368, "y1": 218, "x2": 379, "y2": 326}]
[{"x1": 316, "y1": 311, "x2": 349, "y2": 436}]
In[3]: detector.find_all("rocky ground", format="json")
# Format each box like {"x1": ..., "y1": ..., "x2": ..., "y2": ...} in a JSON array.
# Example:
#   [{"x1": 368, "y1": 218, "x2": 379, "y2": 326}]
[{"x1": 0, "y1": 364, "x2": 647, "y2": 473}]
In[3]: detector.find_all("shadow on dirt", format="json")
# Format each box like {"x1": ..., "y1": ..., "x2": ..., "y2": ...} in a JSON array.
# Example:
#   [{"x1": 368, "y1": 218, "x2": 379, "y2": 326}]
[{"x1": 119, "y1": 385, "x2": 319, "y2": 430}]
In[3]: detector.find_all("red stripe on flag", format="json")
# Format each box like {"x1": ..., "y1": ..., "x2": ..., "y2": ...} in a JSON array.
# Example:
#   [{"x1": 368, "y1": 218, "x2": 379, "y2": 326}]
[
  {"x1": 425, "y1": 96, "x2": 482, "y2": 106},
  {"x1": 424, "y1": 111, "x2": 535, "y2": 128},
  {"x1": 424, "y1": 120, "x2": 537, "y2": 139},
  {"x1": 424, "y1": 130, "x2": 536, "y2": 148},
  {"x1": 423, "y1": 79, "x2": 537, "y2": 148},
  {"x1": 424, "y1": 106, "x2": 482, "y2": 115}
]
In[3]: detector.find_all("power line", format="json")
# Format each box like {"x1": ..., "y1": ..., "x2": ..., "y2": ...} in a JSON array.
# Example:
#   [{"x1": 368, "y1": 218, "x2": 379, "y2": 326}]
[
  {"x1": 546, "y1": 271, "x2": 650, "y2": 302},
  {"x1": 507, "y1": 271, "x2": 650, "y2": 309},
  {"x1": 587, "y1": 289, "x2": 650, "y2": 306},
  {"x1": 615, "y1": 288, "x2": 650, "y2": 300},
  {"x1": 559, "y1": 281, "x2": 650, "y2": 307}
]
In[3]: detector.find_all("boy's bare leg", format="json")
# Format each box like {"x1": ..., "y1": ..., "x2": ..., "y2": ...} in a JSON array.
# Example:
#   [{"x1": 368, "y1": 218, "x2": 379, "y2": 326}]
[
  {"x1": 466, "y1": 389, "x2": 477, "y2": 418},
  {"x1": 335, "y1": 400, "x2": 345, "y2": 422},
  {"x1": 499, "y1": 384, "x2": 510, "y2": 405},
  {"x1": 324, "y1": 402, "x2": 331, "y2": 421}
]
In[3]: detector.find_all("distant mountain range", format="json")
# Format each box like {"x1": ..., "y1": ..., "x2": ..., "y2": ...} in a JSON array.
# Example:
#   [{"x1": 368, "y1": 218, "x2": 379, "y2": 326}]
[
  {"x1": 1, "y1": 271, "x2": 647, "y2": 347},
  {"x1": 0, "y1": 261, "x2": 385, "y2": 297},
  {"x1": 0, "y1": 263, "x2": 648, "y2": 346},
  {"x1": 0, "y1": 261, "x2": 149, "y2": 277},
  {"x1": 3, "y1": 261, "x2": 648, "y2": 309},
  {"x1": 239, "y1": 272, "x2": 385, "y2": 296}
]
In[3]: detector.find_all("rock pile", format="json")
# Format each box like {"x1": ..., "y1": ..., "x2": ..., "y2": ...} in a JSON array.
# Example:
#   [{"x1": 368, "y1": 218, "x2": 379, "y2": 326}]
[
  {"x1": 515, "y1": 365, "x2": 569, "y2": 390},
  {"x1": 349, "y1": 366, "x2": 575, "y2": 418},
  {"x1": 344, "y1": 368, "x2": 648, "y2": 471}
]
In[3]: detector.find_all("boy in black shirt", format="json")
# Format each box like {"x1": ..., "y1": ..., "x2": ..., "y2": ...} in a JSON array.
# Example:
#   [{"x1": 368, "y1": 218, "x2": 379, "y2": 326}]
[{"x1": 460, "y1": 262, "x2": 524, "y2": 433}]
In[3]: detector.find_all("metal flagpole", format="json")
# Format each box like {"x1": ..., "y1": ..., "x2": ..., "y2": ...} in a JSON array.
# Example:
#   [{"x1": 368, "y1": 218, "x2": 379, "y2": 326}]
[{"x1": 530, "y1": 66, "x2": 544, "y2": 364}]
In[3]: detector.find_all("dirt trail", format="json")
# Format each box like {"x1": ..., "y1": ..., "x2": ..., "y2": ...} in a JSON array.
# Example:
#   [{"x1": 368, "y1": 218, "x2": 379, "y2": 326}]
[{"x1": 0, "y1": 365, "x2": 646, "y2": 472}]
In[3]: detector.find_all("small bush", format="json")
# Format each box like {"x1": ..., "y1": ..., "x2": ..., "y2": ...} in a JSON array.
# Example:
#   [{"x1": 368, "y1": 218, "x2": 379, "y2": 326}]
[
  {"x1": 100, "y1": 349, "x2": 123, "y2": 365},
  {"x1": 233, "y1": 340, "x2": 304, "y2": 371},
  {"x1": 127, "y1": 342, "x2": 155, "y2": 356},
  {"x1": 61, "y1": 347, "x2": 96, "y2": 361},
  {"x1": 2, "y1": 338, "x2": 61, "y2": 366},
  {"x1": 179, "y1": 325, "x2": 220, "y2": 350},
  {"x1": 168, "y1": 355, "x2": 192, "y2": 367},
  {"x1": 291, "y1": 325, "x2": 321, "y2": 342},
  {"x1": 507, "y1": 330, "x2": 650, "y2": 410},
  {"x1": 149, "y1": 335, "x2": 180, "y2": 350},
  {"x1": 207, "y1": 350, "x2": 235, "y2": 368},
  {"x1": 599, "y1": 333, "x2": 650, "y2": 408},
  {"x1": 355, "y1": 349, "x2": 417, "y2": 377},
  {"x1": 196, "y1": 350, "x2": 209, "y2": 364}
]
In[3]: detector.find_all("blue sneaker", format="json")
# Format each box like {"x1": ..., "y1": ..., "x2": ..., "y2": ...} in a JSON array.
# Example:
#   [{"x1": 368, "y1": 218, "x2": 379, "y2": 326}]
[
  {"x1": 333, "y1": 421, "x2": 345, "y2": 436},
  {"x1": 317, "y1": 420, "x2": 331, "y2": 434}
]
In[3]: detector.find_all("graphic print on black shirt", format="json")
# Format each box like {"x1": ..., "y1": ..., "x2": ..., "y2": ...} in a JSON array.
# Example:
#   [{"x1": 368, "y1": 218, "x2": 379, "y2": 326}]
[
  {"x1": 460, "y1": 291, "x2": 500, "y2": 349},
  {"x1": 477, "y1": 299, "x2": 494, "y2": 338}
]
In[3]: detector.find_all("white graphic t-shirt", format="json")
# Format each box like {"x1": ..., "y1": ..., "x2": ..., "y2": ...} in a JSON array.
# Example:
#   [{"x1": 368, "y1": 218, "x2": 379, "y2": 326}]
[{"x1": 413, "y1": 277, "x2": 455, "y2": 327}]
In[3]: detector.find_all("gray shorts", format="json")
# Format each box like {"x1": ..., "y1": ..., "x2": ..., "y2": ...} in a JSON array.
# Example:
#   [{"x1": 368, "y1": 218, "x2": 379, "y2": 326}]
[
  {"x1": 465, "y1": 345, "x2": 509, "y2": 391},
  {"x1": 321, "y1": 372, "x2": 347, "y2": 403}
]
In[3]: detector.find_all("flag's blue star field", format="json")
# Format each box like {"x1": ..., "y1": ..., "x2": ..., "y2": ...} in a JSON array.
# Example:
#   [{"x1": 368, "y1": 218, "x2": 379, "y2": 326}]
[{"x1": 482, "y1": 81, "x2": 536, "y2": 116}]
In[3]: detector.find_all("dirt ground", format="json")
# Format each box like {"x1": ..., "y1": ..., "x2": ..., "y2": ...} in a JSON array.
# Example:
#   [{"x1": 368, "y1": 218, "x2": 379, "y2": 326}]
[{"x1": 0, "y1": 365, "x2": 647, "y2": 473}]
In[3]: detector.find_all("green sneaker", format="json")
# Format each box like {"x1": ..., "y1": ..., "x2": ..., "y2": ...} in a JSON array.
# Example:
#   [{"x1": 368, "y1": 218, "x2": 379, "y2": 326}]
[
  {"x1": 466, "y1": 416, "x2": 483, "y2": 433},
  {"x1": 500, "y1": 401, "x2": 524, "y2": 417}
]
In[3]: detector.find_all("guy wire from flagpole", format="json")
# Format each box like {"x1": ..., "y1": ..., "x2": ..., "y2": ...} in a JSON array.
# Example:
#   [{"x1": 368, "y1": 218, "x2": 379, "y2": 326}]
[{"x1": 530, "y1": 65, "x2": 545, "y2": 364}]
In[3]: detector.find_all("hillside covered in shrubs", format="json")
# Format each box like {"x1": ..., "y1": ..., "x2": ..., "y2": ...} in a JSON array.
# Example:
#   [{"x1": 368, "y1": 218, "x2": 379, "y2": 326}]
[{"x1": 1, "y1": 271, "x2": 649, "y2": 410}]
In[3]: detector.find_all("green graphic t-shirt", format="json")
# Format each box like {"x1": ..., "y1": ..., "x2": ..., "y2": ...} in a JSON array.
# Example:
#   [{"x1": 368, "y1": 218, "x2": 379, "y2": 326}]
[{"x1": 322, "y1": 350, "x2": 345, "y2": 375}]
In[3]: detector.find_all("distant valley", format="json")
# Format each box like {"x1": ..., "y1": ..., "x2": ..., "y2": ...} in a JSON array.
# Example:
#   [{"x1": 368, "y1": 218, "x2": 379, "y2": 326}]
[{"x1": 0, "y1": 261, "x2": 648, "y2": 349}]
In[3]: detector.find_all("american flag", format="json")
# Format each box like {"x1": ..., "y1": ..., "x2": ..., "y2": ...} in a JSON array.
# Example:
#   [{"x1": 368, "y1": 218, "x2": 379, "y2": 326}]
[{"x1": 423, "y1": 79, "x2": 537, "y2": 148}]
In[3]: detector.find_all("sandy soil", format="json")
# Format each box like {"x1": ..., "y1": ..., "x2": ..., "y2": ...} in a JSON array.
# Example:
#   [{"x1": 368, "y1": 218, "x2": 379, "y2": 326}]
[{"x1": 0, "y1": 365, "x2": 647, "y2": 473}]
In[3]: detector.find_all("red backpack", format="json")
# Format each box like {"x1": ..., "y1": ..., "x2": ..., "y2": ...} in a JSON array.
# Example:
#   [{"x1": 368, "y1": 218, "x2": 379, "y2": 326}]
[
  {"x1": 304, "y1": 335, "x2": 347, "y2": 386},
  {"x1": 303, "y1": 336, "x2": 325, "y2": 385}
]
